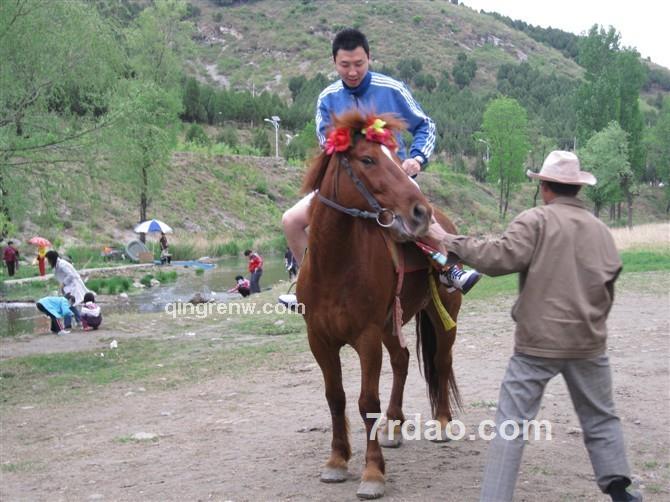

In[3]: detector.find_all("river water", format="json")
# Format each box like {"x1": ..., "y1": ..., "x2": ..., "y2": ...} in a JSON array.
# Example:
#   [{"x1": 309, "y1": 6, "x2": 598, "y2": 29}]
[{"x1": 0, "y1": 256, "x2": 291, "y2": 338}]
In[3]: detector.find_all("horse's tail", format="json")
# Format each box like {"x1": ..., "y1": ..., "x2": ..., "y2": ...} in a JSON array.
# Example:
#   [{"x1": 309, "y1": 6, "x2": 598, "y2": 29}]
[{"x1": 415, "y1": 310, "x2": 462, "y2": 418}]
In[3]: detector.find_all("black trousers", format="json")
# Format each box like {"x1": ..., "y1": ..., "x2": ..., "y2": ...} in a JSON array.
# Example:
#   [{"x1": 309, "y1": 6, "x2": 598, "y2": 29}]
[{"x1": 36, "y1": 302, "x2": 71, "y2": 333}]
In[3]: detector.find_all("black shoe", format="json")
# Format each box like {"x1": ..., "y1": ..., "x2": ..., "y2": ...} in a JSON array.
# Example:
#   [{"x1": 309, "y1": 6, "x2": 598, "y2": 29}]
[{"x1": 607, "y1": 478, "x2": 643, "y2": 502}]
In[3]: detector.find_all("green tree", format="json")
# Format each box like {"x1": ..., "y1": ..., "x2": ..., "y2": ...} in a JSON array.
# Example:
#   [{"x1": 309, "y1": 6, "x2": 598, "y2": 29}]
[
  {"x1": 576, "y1": 25, "x2": 646, "y2": 178},
  {"x1": 107, "y1": 82, "x2": 181, "y2": 230},
  {"x1": 396, "y1": 58, "x2": 422, "y2": 83},
  {"x1": 288, "y1": 75, "x2": 307, "y2": 101},
  {"x1": 645, "y1": 97, "x2": 670, "y2": 211},
  {"x1": 576, "y1": 26, "x2": 621, "y2": 141},
  {"x1": 452, "y1": 53, "x2": 477, "y2": 89},
  {"x1": 616, "y1": 49, "x2": 647, "y2": 176},
  {"x1": 482, "y1": 97, "x2": 530, "y2": 218},
  {"x1": 580, "y1": 122, "x2": 634, "y2": 225},
  {"x1": 0, "y1": 0, "x2": 125, "y2": 235},
  {"x1": 182, "y1": 77, "x2": 206, "y2": 122},
  {"x1": 125, "y1": 0, "x2": 195, "y2": 90},
  {"x1": 284, "y1": 120, "x2": 319, "y2": 161}
]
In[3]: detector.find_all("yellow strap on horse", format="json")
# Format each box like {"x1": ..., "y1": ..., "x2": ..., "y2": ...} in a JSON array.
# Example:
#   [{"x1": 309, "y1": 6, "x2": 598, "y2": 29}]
[{"x1": 428, "y1": 273, "x2": 456, "y2": 331}]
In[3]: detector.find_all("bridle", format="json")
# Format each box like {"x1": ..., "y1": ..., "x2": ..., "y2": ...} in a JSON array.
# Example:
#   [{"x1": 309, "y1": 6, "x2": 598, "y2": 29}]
[{"x1": 317, "y1": 154, "x2": 396, "y2": 228}]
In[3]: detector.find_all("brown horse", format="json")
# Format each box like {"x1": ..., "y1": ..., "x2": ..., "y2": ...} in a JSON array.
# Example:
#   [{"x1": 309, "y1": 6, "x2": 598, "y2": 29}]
[{"x1": 297, "y1": 110, "x2": 462, "y2": 499}]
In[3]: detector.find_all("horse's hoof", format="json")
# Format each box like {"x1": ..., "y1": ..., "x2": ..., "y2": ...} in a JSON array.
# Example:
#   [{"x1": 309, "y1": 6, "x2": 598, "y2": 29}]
[
  {"x1": 430, "y1": 420, "x2": 453, "y2": 443},
  {"x1": 357, "y1": 480, "x2": 385, "y2": 499},
  {"x1": 378, "y1": 433, "x2": 403, "y2": 448},
  {"x1": 430, "y1": 435, "x2": 451, "y2": 443},
  {"x1": 321, "y1": 466, "x2": 348, "y2": 483}
]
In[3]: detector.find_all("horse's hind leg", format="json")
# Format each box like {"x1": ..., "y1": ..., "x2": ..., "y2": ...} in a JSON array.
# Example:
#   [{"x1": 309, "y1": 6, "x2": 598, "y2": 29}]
[
  {"x1": 308, "y1": 334, "x2": 351, "y2": 483},
  {"x1": 354, "y1": 330, "x2": 386, "y2": 499},
  {"x1": 379, "y1": 329, "x2": 409, "y2": 448}
]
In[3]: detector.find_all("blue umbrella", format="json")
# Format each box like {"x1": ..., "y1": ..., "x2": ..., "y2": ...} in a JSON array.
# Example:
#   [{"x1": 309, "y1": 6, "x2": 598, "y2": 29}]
[{"x1": 134, "y1": 219, "x2": 173, "y2": 234}]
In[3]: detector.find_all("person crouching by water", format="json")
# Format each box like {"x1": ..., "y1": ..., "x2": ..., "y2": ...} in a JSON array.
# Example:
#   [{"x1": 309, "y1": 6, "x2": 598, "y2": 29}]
[
  {"x1": 244, "y1": 249, "x2": 263, "y2": 294},
  {"x1": 36, "y1": 296, "x2": 75, "y2": 335},
  {"x1": 80, "y1": 292, "x2": 102, "y2": 331},
  {"x1": 227, "y1": 275, "x2": 251, "y2": 298}
]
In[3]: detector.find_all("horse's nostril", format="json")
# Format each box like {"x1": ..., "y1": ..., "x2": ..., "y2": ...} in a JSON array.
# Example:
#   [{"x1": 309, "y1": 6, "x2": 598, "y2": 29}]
[{"x1": 412, "y1": 203, "x2": 429, "y2": 222}]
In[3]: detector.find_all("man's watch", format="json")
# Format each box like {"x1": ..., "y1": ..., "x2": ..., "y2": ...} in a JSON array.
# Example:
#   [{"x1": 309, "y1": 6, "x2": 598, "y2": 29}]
[{"x1": 413, "y1": 155, "x2": 425, "y2": 168}]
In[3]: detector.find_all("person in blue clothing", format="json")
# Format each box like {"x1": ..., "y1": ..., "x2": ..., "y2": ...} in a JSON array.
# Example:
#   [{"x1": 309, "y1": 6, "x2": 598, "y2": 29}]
[
  {"x1": 280, "y1": 28, "x2": 480, "y2": 304},
  {"x1": 36, "y1": 296, "x2": 75, "y2": 335}
]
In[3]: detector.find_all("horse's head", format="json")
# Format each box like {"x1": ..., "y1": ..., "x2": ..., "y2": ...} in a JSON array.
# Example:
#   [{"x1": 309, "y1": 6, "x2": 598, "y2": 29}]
[{"x1": 303, "y1": 110, "x2": 432, "y2": 241}]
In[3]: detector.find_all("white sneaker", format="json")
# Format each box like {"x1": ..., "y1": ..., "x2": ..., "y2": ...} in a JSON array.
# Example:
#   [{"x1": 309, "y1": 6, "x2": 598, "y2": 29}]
[
  {"x1": 278, "y1": 293, "x2": 298, "y2": 309},
  {"x1": 57, "y1": 330, "x2": 71, "y2": 336},
  {"x1": 439, "y1": 267, "x2": 482, "y2": 295}
]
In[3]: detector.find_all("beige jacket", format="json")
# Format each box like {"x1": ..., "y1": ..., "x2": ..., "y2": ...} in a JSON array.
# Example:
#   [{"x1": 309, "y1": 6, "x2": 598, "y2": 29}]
[{"x1": 444, "y1": 197, "x2": 621, "y2": 358}]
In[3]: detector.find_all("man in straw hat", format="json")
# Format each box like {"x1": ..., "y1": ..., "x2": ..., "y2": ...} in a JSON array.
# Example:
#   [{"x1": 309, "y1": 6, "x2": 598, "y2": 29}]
[{"x1": 431, "y1": 151, "x2": 641, "y2": 502}]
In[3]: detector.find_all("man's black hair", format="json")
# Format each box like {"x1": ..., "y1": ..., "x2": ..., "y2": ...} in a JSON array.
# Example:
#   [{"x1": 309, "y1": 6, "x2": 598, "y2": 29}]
[
  {"x1": 235, "y1": 275, "x2": 244, "y2": 281},
  {"x1": 543, "y1": 181, "x2": 581, "y2": 197},
  {"x1": 332, "y1": 28, "x2": 369, "y2": 59},
  {"x1": 244, "y1": 249, "x2": 252, "y2": 256},
  {"x1": 84, "y1": 292, "x2": 95, "y2": 303}
]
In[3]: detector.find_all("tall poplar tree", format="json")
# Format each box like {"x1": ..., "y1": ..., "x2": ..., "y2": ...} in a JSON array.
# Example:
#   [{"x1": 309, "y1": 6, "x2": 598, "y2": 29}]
[{"x1": 482, "y1": 97, "x2": 530, "y2": 218}]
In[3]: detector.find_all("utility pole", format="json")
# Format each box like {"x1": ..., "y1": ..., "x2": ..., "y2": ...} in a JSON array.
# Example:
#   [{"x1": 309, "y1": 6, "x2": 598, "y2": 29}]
[{"x1": 264, "y1": 116, "x2": 281, "y2": 158}]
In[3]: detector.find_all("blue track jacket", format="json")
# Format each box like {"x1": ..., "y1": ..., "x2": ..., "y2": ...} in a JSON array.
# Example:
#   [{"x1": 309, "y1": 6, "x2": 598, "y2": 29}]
[{"x1": 315, "y1": 71, "x2": 436, "y2": 165}]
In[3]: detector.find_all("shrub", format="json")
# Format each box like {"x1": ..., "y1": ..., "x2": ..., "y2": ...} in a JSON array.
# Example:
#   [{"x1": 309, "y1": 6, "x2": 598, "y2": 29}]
[
  {"x1": 216, "y1": 126, "x2": 239, "y2": 148},
  {"x1": 185, "y1": 123, "x2": 210, "y2": 147},
  {"x1": 252, "y1": 128, "x2": 271, "y2": 156}
]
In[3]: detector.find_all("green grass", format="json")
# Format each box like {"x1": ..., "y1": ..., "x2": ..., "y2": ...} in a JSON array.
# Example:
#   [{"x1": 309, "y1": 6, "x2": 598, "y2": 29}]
[
  {"x1": 0, "y1": 278, "x2": 59, "y2": 302},
  {"x1": 139, "y1": 270, "x2": 177, "y2": 288},
  {"x1": 620, "y1": 249, "x2": 670, "y2": 272},
  {"x1": 464, "y1": 273, "x2": 518, "y2": 300},
  {"x1": 457, "y1": 249, "x2": 670, "y2": 300},
  {"x1": 0, "y1": 327, "x2": 307, "y2": 404},
  {"x1": 0, "y1": 461, "x2": 40, "y2": 473},
  {"x1": 86, "y1": 276, "x2": 132, "y2": 295}
]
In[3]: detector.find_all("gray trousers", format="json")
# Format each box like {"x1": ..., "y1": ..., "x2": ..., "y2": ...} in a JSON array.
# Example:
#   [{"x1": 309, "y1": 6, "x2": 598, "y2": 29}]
[
  {"x1": 249, "y1": 268, "x2": 263, "y2": 294},
  {"x1": 480, "y1": 353, "x2": 631, "y2": 502}
]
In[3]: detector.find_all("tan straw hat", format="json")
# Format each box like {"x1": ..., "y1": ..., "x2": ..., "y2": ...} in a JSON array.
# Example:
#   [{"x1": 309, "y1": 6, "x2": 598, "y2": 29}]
[{"x1": 526, "y1": 150, "x2": 596, "y2": 186}]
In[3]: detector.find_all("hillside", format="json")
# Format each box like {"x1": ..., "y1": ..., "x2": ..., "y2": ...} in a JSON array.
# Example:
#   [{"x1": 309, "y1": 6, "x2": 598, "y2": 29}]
[
  {"x1": 3, "y1": 0, "x2": 668, "y2": 255},
  {"x1": 16, "y1": 150, "x2": 668, "y2": 254},
  {"x1": 188, "y1": 0, "x2": 585, "y2": 96}
]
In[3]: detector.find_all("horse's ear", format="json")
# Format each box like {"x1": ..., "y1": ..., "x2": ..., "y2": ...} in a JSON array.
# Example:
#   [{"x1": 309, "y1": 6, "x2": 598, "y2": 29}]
[{"x1": 301, "y1": 151, "x2": 331, "y2": 193}]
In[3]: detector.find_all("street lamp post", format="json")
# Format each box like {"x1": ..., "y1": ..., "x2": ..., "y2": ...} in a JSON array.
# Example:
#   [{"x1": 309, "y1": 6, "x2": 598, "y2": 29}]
[
  {"x1": 477, "y1": 138, "x2": 490, "y2": 163},
  {"x1": 264, "y1": 116, "x2": 281, "y2": 158}
]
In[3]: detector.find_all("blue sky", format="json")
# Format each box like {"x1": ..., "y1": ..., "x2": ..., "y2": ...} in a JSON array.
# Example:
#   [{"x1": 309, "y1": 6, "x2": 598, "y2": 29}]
[{"x1": 462, "y1": 0, "x2": 670, "y2": 69}]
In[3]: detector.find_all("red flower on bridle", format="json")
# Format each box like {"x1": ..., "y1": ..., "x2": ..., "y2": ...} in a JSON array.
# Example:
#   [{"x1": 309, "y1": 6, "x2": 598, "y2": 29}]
[{"x1": 325, "y1": 127, "x2": 352, "y2": 154}]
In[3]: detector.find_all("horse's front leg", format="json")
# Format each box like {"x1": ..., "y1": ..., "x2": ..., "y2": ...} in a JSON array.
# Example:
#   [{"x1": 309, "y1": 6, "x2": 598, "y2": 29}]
[
  {"x1": 308, "y1": 332, "x2": 351, "y2": 483},
  {"x1": 379, "y1": 328, "x2": 409, "y2": 448},
  {"x1": 355, "y1": 329, "x2": 386, "y2": 499}
]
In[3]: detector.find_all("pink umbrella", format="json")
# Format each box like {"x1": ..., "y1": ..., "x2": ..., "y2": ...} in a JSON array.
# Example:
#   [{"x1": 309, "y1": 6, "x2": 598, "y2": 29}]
[{"x1": 28, "y1": 236, "x2": 52, "y2": 248}]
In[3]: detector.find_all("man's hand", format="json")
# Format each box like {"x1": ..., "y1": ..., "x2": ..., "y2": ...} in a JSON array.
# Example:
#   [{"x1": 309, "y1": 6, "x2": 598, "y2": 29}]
[{"x1": 401, "y1": 158, "x2": 421, "y2": 176}]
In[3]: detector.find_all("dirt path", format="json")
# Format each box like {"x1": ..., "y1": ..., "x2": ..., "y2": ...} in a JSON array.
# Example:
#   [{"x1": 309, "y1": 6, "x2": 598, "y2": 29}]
[{"x1": 1, "y1": 279, "x2": 668, "y2": 501}]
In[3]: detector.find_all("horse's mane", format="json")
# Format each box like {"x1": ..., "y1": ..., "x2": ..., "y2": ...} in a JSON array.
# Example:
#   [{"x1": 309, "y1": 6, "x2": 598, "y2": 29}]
[{"x1": 301, "y1": 110, "x2": 407, "y2": 194}]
